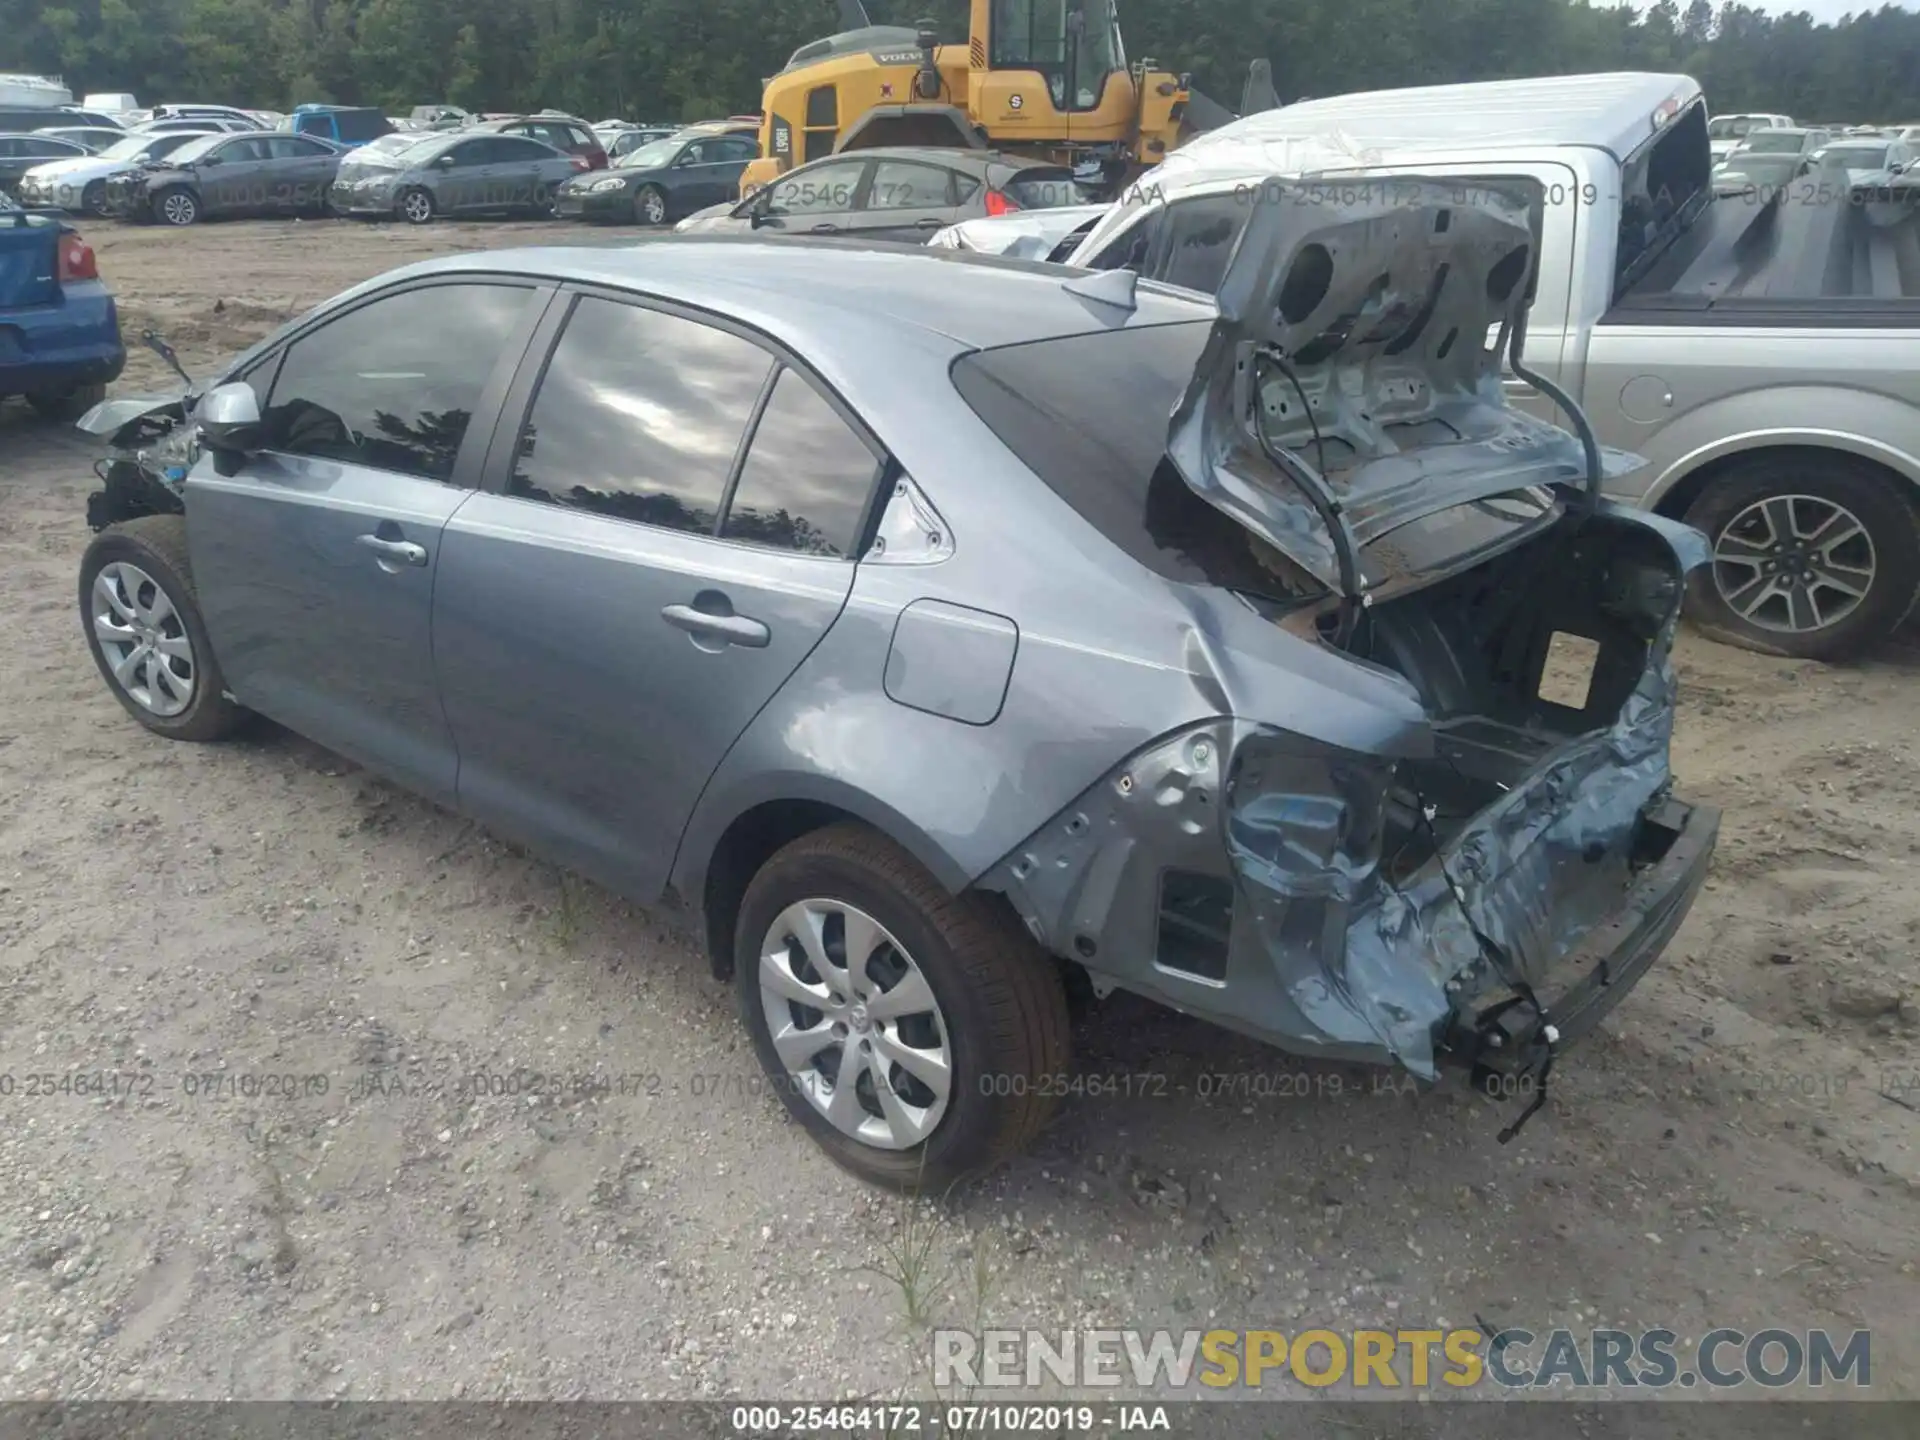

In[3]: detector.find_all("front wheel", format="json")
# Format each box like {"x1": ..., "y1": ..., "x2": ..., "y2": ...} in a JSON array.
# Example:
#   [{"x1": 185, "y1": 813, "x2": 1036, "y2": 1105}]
[
  {"x1": 81, "y1": 179, "x2": 109, "y2": 217},
  {"x1": 1683, "y1": 453, "x2": 1920, "y2": 661},
  {"x1": 152, "y1": 187, "x2": 199, "y2": 227},
  {"x1": 635, "y1": 184, "x2": 668, "y2": 226},
  {"x1": 736, "y1": 823, "x2": 1070, "y2": 1192},
  {"x1": 398, "y1": 186, "x2": 436, "y2": 225},
  {"x1": 79, "y1": 516, "x2": 250, "y2": 742}
]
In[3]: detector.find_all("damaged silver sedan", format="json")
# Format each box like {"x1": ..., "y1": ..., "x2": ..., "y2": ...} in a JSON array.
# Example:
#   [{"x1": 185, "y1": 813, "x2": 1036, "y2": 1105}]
[{"x1": 74, "y1": 178, "x2": 1716, "y2": 1191}]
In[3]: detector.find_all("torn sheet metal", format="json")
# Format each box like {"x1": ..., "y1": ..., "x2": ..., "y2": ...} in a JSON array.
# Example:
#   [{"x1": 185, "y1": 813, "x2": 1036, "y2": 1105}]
[{"x1": 982, "y1": 505, "x2": 1715, "y2": 1080}]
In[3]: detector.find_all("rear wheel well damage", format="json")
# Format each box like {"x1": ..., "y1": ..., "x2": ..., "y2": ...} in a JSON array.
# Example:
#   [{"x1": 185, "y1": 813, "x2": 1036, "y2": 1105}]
[
  {"x1": 698, "y1": 799, "x2": 1060, "y2": 987},
  {"x1": 702, "y1": 800, "x2": 851, "y2": 977}
]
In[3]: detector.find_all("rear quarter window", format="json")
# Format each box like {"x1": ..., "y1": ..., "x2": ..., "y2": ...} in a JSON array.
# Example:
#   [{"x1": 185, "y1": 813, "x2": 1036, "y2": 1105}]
[{"x1": 950, "y1": 322, "x2": 1292, "y2": 594}]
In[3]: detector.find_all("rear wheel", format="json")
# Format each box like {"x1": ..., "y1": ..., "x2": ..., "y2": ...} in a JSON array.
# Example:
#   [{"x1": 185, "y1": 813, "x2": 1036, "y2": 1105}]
[
  {"x1": 152, "y1": 187, "x2": 199, "y2": 227},
  {"x1": 78, "y1": 516, "x2": 250, "y2": 743},
  {"x1": 636, "y1": 184, "x2": 668, "y2": 226},
  {"x1": 27, "y1": 381, "x2": 105, "y2": 421},
  {"x1": 735, "y1": 823, "x2": 1070, "y2": 1192},
  {"x1": 398, "y1": 187, "x2": 436, "y2": 225},
  {"x1": 1683, "y1": 453, "x2": 1920, "y2": 661}
]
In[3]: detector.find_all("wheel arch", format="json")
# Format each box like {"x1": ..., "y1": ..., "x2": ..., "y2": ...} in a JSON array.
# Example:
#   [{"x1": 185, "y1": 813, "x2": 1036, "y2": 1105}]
[
  {"x1": 675, "y1": 778, "x2": 972, "y2": 981},
  {"x1": 1646, "y1": 431, "x2": 1920, "y2": 525}
]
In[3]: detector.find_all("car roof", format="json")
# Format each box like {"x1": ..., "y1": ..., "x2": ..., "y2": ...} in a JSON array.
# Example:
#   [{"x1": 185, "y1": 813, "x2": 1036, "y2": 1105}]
[
  {"x1": 805, "y1": 146, "x2": 1067, "y2": 174},
  {"x1": 359, "y1": 237, "x2": 1212, "y2": 355},
  {"x1": 1187, "y1": 72, "x2": 1703, "y2": 167}
]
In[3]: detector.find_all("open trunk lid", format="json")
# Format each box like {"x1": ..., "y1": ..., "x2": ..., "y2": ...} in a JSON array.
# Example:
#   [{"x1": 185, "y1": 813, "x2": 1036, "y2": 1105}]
[{"x1": 1164, "y1": 177, "x2": 1640, "y2": 602}]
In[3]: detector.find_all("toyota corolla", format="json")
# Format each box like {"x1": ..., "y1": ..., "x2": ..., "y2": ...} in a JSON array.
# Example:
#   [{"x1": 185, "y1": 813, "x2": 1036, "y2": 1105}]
[{"x1": 74, "y1": 194, "x2": 1717, "y2": 1189}]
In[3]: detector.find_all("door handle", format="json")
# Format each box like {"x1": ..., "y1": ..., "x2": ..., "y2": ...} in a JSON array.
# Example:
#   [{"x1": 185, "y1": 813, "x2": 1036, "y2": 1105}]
[
  {"x1": 914, "y1": 217, "x2": 943, "y2": 227},
  {"x1": 355, "y1": 533, "x2": 428, "y2": 567},
  {"x1": 661, "y1": 603, "x2": 770, "y2": 648},
  {"x1": 810, "y1": 223, "x2": 840, "y2": 234}
]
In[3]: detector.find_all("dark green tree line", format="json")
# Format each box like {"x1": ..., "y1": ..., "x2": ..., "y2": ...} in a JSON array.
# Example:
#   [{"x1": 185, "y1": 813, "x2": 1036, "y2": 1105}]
[{"x1": 2, "y1": 0, "x2": 1915, "y2": 124}]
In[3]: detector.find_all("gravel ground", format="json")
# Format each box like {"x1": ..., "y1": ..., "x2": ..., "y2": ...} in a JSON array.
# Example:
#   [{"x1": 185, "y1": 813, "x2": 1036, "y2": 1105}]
[{"x1": 0, "y1": 217, "x2": 1915, "y2": 1409}]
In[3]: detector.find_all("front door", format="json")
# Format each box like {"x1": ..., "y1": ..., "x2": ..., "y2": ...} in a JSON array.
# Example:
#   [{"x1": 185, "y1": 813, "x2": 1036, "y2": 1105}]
[
  {"x1": 751, "y1": 157, "x2": 871, "y2": 236},
  {"x1": 185, "y1": 279, "x2": 549, "y2": 806},
  {"x1": 434, "y1": 290, "x2": 878, "y2": 898},
  {"x1": 198, "y1": 137, "x2": 274, "y2": 217}
]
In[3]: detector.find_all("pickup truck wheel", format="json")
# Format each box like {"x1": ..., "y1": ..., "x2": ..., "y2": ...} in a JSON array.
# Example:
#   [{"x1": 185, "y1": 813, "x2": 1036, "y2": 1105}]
[
  {"x1": 1683, "y1": 455, "x2": 1920, "y2": 661},
  {"x1": 79, "y1": 516, "x2": 250, "y2": 743},
  {"x1": 736, "y1": 823, "x2": 1070, "y2": 1192},
  {"x1": 27, "y1": 382, "x2": 105, "y2": 421}
]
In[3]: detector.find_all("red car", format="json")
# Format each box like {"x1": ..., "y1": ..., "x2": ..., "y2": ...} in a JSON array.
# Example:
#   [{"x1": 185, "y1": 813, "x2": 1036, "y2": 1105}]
[{"x1": 468, "y1": 115, "x2": 609, "y2": 171}]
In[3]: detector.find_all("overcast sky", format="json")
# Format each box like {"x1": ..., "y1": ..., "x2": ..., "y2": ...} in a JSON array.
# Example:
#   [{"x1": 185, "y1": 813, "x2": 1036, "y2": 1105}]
[{"x1": 1707, "y1": 0, "x2": 1909, "y2": 21}]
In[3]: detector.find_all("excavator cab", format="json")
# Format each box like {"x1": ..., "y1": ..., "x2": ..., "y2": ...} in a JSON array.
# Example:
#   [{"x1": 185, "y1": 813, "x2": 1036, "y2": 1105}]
[{"x1": 741, "y1": 0, "x2": 1269, "y2": 197}]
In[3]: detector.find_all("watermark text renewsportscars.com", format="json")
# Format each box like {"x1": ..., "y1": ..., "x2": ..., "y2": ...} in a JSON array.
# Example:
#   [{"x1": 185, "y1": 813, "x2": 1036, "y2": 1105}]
[{"x1": 933, "y1": 1326, "x2": 1871, "y2": 1392}]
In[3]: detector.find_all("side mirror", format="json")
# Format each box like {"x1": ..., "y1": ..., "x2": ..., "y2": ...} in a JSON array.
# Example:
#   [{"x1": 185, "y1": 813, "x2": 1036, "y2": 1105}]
[
  {"x1": 434, "y1": 153, "x2": 456, "y2": 167},
  {"x1": 196, "y1": 382, "x2": 263, "y2": 455}
]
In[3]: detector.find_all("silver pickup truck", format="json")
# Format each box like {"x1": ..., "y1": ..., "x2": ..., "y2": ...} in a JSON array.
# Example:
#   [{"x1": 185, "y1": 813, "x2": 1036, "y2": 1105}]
[{"x1": 934, "y1": 72, "x2": 1920, "y2": 661}]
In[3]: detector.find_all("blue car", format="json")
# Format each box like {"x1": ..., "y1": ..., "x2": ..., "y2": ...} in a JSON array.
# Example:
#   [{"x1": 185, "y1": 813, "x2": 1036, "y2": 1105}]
[
  {"x1": 287, "y1": 105, "x2": 394, "y2": 150},
  {"x1": 0, "y1": 194, "x2": 125, "y2": 418}
]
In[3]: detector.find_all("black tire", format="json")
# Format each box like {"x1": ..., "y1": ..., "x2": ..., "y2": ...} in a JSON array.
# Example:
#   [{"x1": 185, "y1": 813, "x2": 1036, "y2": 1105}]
[
  {"x1": 1682, "y1": 452, "x2": 1920, "y2": 661},
  {"x1": 398, "y1": 187, "x2": 436, "y2": 225},
  {"x1": 78, "y1": 516, "x2": 250, "y2": 743},
  {"x1": 27, "y1": 382, "x2": 105, "y2": 421},
  {"x1": 735, "y1": 823, "x2": 1070, "y2": 1192},
  {"x1": 81, "y1": 179, "x2": 109, "y2": 217},
  {"x1": 151, "y1": 186, "x2": 199, "y2": 227},
  {"x1": 635, "y1": 184, "x2": 668, "y2": 226}
]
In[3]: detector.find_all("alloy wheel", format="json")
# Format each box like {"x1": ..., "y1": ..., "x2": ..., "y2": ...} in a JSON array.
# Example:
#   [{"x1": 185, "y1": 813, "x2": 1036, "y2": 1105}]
[
  {"x1": 158, "y1": 191, "x2": 196, "y2": 226},
  {"x1": 641, "y1": 188, "x2": 666, "y2": 225},
  {"x1": 756, "y1": 899, "x2": 952, "y2": 1150},
  {"x1": 402, "y1": 190, "x2": 433, "y2": 223},
  {"x1": 1710, "y1": 493, "x2": 1877, "y2": 635},
  {"x1": 91, "y1": 562, "x2": 196, "y2": 717}
]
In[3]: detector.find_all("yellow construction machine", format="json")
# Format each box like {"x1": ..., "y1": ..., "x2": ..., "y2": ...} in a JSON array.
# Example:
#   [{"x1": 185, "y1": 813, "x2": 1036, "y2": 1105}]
[{"x1": 741, "y1": 0, "x2": 1276, "y2": 197}]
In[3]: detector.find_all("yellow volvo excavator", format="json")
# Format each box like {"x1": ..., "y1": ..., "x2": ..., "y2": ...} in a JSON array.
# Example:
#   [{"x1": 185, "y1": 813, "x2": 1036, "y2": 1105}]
[{"x1": 741, "y1": 0, "x2": 1276, "y2": 196}]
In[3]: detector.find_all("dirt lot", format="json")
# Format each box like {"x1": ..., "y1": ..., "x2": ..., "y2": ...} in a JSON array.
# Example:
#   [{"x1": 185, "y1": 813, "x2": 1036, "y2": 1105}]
[{"x1": 1, "y1": 218, "x2": 1917, "y2": 1409}]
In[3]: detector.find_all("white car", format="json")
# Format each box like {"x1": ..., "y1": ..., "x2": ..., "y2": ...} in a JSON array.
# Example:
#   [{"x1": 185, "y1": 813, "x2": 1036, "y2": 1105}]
[
  {"x1": 1707, "y1": 112, "x2": 1795, "y2": 163},
  {"x1": 16, "y1": 127, "x2": 216, "y2": 214},
  {"x1": 925, "y1": 202, "x2": 1112, "y2": 260}
]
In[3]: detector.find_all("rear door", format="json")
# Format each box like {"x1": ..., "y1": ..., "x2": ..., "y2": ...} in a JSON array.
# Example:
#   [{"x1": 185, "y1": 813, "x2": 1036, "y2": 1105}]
[
  {"x1": 848, "y1": 157, "x2": 965, "y2": 241},
  {"x1": 433, "y1": 290, "x2": 880, "y2": 898},
  {"x1": 264, "y1": 135, "x2": 336, "y2": 211},
  {"x1": 184, "y1": 278, "x2": 550, "y2": 806},
  {"x1": 485, "y1": 136, "x2": 557, "y2": 209}
]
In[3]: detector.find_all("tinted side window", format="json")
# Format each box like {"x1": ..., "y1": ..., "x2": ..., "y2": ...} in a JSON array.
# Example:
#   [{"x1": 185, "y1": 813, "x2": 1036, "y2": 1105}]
[
  {"x1": 722, "y1": 369, "x2": 879, "y2": 557},
  {"x1": 1154, "y1": 194, "x2": 1250, "y2": 294},
  {"x1": 493, "y1": 137, "x2": 549, "y2": 162},
  {"x1": 767, "y1": 160, "x2": 865, "y2": 215},
  {"x1": 717, "y1": 136, "x2": 757, "y2": 162},
  {"x1": 264, "y1": 283, "x2": 534, "y2": 481},
  {"x1": 1085, "y1": 212, "x2": 1161, "y2": 274},
  {"x1": 267, "y1": 136, "x2": 326, "y2": 159},
  {"x1": 337, "y1": 110, "x2": 389, "y2": 142},
  {"x1": 869, "y1": 161, "x2": 952, "y2": 210},
  {"x1": 510, "y1": 297, "x2": 773, "y2": 534}
]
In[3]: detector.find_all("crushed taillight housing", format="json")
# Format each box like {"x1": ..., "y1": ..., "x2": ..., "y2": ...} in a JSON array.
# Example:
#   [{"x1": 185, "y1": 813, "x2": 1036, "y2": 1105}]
[
  {"x1": 983, "y1": 188, "x2": 1021, "y2": 217},
  {"x1": 57, "y1": 233, "x2": 98, "y2": 283}
]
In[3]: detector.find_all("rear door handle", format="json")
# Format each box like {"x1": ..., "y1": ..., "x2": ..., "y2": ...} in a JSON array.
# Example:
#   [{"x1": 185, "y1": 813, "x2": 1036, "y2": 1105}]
[
  {"x1": 914, "y1": 217, "x2": 943, "y2": 227},
  {"x1": 355, "y1": 534, "x2": 428, "y2": 567},
  {"x1": 662, "y1": 603, "x2": 770, "y2": 649},
  {"x1": 810, "y1": 222, "x2": 841, "y2": 234}
]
